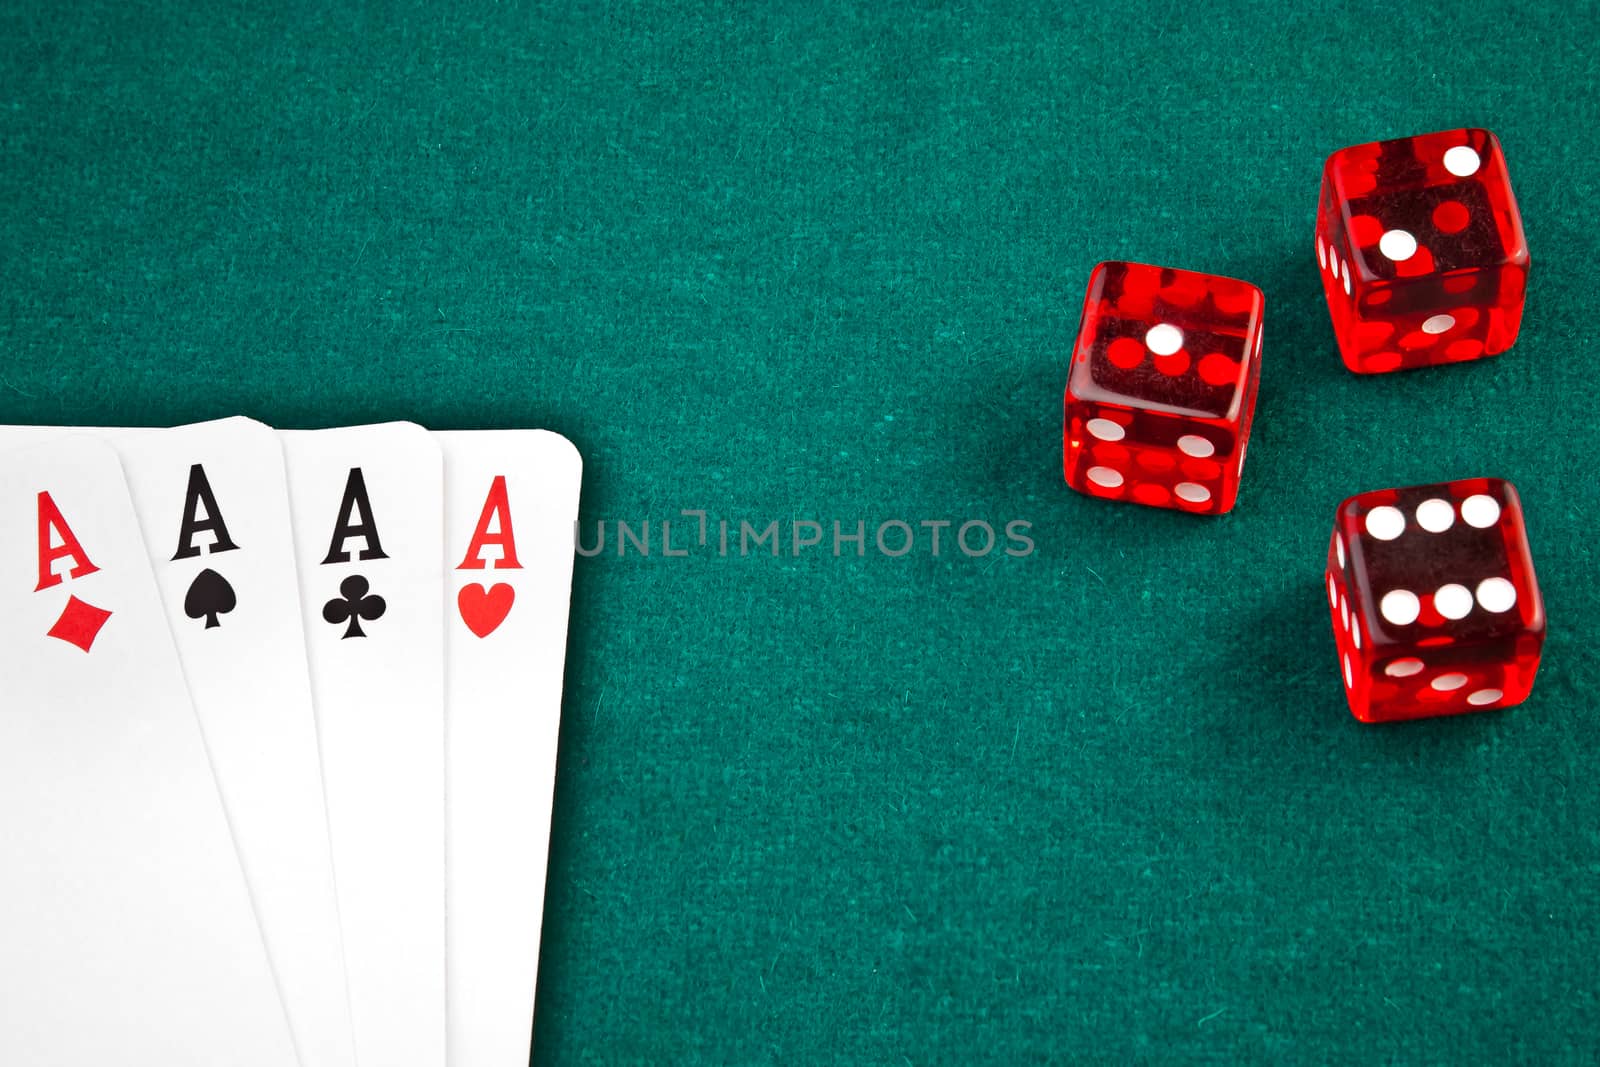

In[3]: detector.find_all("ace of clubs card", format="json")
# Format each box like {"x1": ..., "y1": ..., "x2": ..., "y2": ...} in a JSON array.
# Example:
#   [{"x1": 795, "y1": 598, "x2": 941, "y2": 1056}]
[
  {"x1": 0, "y1": 437, "x2": 298, "y2": 1066},
  {"x1": 280, "y1": 423, "x2": 447, "y2": 1067},
  {"x1": 440, "y1": 430, "x2": 582, "y2": 1067}
]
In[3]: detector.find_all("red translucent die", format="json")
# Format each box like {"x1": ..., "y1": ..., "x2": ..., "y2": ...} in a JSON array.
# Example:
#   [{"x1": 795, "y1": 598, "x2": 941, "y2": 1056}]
[
  {"x1": 1315, "y1": 128, "x2": 1529, "y2": 374},
  {"x1": 1063, "y1": 262, "x2": 1264, "y2": 514},
  {"x1": 1327, "y1": 478, "x2": 1545, "y2": 723}
]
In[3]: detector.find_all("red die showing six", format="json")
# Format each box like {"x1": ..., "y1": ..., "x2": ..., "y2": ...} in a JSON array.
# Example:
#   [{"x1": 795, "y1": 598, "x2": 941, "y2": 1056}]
[
  {"x1": 1327, "y1": 478, "x2": 1545, "y2": 723},
  {"x1": 1316, "y1": 128, "x2": 1529, "y2": 374},
  {"x1": 1063, "y1": 262, "x2": 1264, "y2": 514}
]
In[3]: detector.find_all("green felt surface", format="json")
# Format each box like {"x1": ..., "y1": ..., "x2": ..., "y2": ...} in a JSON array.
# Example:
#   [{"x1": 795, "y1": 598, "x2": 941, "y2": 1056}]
[{"x1": 4, "y1": 1, "x2": 1600, "y2": 1061}]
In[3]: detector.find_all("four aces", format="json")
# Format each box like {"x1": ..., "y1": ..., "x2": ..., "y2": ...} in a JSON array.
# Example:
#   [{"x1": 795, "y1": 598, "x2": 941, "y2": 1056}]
[{"x1": 0, "y1": 421, "x2": 582, "y2": 1067}]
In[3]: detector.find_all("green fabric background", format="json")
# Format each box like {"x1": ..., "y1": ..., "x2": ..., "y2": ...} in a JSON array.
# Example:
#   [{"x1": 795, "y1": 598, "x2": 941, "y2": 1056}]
[{"x1": 4, "y1": 0, "x2": 1599, "y2": 1061}]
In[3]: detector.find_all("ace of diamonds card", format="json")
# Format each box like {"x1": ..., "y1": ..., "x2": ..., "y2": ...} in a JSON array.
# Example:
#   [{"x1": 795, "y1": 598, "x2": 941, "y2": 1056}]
[{"x1": 0, "y1": 437, "x2": 298, "y2": 1066}]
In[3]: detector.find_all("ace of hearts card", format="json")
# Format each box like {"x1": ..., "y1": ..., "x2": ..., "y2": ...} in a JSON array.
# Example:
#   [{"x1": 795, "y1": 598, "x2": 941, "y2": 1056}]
[{"x1": 440, "y1": 430, "x2": 583, "y2": 1067}]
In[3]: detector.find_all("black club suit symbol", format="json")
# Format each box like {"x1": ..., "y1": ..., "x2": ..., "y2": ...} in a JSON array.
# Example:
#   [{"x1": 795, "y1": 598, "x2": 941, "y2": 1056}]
[{"x1": 323, "y1": 575, "x2": 387, "y2": 639}]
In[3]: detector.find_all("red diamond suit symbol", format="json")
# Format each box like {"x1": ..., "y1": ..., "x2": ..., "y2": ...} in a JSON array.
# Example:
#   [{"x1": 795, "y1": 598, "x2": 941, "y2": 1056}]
[{"x1": 47, "y1": 595, "x2": 113, "y2": 652}]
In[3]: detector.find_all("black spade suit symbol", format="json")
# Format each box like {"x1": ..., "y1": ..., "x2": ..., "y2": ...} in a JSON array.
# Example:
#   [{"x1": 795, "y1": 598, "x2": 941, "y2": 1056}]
[{"x1": 184, "y1": 568, "x2": 237, "y2": 630}]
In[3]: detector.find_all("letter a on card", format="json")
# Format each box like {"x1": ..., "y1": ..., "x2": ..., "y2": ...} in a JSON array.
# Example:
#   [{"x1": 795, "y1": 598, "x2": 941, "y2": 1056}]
[{"x1": 439, "y1": 430, "x2": 582, "y2": 1067}]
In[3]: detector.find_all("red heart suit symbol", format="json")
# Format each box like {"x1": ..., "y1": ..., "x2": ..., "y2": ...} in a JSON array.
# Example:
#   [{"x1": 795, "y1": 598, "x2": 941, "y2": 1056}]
[{"x1": 458, "y1": 582, "x2": 515, "y2": 638}]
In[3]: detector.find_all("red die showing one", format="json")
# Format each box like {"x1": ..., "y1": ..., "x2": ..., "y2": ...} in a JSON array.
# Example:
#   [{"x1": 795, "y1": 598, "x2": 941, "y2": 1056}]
[
  {"x1": 1063, "y1": 262, "x2": 1264, "y2": 514},
  {"x1": 1315, "y1": 128, "x2": 1529, "y2": 374},
  {"x1": 1327, "y1": 478, "x2": 1545, "y2": 723}
]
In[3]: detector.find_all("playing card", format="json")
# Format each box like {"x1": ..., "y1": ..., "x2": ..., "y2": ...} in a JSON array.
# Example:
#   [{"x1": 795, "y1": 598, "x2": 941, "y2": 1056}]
[
  {"x1": 0, "y1": 418, "x2": 355, "y2": 1067},
  {"x1": 0, "y1": 436, "x2": 297, "y2": 1065},
  {"x1": 439, "y1": 430, "x2": 583, "y2": 1067},
  {"x1": 281, "y1": 423, "x2": 447, "y2": 1067}
]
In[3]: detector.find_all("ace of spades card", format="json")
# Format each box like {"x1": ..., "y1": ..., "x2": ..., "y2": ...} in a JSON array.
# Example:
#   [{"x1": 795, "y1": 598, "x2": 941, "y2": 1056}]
[
  {"x1": 0, "y1": 419, "x2": 356, "y2": 1067},
  {"x1": 280, "y1": 423, "x2": 447, "y2": 1067},
  {"x1": 0, "y1": 437, "x2": 299, "y2": 1066},
  {"x1": 439, "y1": 430, "x2": 582, "y2": 1067}
]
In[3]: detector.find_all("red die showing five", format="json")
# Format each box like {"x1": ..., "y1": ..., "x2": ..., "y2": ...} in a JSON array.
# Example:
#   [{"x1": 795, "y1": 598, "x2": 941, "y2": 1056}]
[
  {"x1": 1316, "y1": 128, "x2": 1530, "y2": 374},
  {"x1": 1063, "y1": 262, "x2": 1264, "y2": 514},
  {"x1": 1327, "y1": 478, "x2": 1545, "y2": 723}
]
